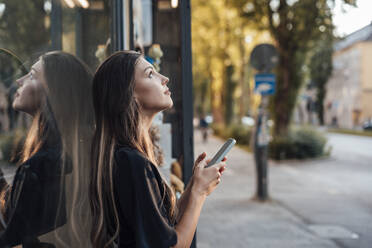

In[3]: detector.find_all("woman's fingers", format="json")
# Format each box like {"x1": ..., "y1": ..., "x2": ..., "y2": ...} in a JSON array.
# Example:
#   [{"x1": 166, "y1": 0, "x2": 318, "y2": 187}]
[
  {"x1": 193, "y1": 152, "x2": 207, "y2": 174},
  {"x1": 196, "y1": 152, "x2": 206, "y2": 164}
]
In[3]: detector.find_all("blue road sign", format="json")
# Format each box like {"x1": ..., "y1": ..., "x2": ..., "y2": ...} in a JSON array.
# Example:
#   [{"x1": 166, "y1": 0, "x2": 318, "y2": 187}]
[{"x1": 254, "y1": 74, "x2": 276, "y2": 95}]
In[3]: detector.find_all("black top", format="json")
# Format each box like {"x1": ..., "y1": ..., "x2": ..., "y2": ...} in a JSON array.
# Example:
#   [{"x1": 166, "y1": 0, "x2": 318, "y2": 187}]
[
  {"x1": 0, "y1": 147, "x2": 70, "y2": 247},
  {"x1": 113, "y1": 146, "x2": 177, "y2": 248}
]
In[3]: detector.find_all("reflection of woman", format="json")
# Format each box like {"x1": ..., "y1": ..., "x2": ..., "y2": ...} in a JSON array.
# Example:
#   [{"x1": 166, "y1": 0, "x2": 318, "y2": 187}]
[
  {"x1": 90, "y1": 51, "x2": 227, "y2": 248},
  {"x1": 0, "y1": 51, "x2": 94, "y2": 247}
]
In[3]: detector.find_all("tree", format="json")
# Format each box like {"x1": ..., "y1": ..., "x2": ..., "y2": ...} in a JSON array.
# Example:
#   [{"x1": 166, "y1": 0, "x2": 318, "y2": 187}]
[
  {"x1": 224, "y1": 65, "x2": 237, "y2": 125},
  {"x1": 191, "y1": 0, "x2": 271, "y2": 125},
  {"x1": 0, "y1": 0, "x2": 50, "y2": 61},
  {"x1": 309, "y1": 33, "x2": 333, "y2": 125},
  {"x1": 231, "y1": 0, "x2": 355, "y2": 137}
]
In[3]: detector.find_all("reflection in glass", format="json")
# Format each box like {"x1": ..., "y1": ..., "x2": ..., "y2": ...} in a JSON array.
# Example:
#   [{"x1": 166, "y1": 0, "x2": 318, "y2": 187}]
[{"x1": 0, "y1": 51, "x2": 93, "y2": 247}]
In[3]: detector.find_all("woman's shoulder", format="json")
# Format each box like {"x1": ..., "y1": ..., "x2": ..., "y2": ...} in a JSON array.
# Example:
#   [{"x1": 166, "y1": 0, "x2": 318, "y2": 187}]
[
  {"x1": 114, "y1": 145, "x2": 151, "y2": 170},
  {"x1": 19, "y1": 147, "x2": 63, "y2": 174}
]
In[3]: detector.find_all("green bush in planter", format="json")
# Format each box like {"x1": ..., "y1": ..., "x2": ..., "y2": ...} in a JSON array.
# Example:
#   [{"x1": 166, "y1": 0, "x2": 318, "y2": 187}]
[
  {"x1": 211, "y1": 123, "x2": 252, "y2": 145},
  {"x1": 211, "y1": 124, "x2": 228, "y2": 139},
  {"x1": 269, "y1": 126, "x2": 327, "y2": 160},
  {"x1": 228, "y1": 124, "x2": 252, "y2": 146}
]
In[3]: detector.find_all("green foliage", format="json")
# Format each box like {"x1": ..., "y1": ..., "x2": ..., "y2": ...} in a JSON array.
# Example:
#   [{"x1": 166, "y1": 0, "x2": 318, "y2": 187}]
[
  {"x1": 191, "y1": 0, "x2": 264, "y2": 124},
  {"x1": 224, "y1": 65, "x2": 238, "y2": 125},
  {"x1": 309, "y1": 35, "x2": 333, "y2": 125},
  {"x1": 0, "y1": 0, "x2": 50, "y2": 61},
  {"x1": 269, "y1": 126, "x2": 328, "y2": 160},
  {"x1": 230, "y1": 0, "x2": 354, "y2": 137},
  {"x1": 212, "y1": 124, "x2": 329, "y2": 160},
  {"x1": 211, "y1": 123, "x2": 252, "y2": 146}
]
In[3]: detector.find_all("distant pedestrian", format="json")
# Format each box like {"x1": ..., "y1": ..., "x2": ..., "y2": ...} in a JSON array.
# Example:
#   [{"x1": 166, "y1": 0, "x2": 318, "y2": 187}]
[{"x1": 199, "y1": 115, "x2": 209, "y2": 143}]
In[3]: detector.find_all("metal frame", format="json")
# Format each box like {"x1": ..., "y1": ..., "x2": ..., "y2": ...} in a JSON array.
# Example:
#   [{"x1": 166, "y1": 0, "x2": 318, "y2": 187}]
[
  {"x1": 112, "y1": 0, "x2": 124, "y2": 51},
  {"x1": 51, "y1": 0, "x2": 63, "y2": 50},
  {"x1": 180, "y1": 0, "x2": 194, "y2": 185},
  {"x1": 180, "y1": 1, "x2": 196, "y2": 247},
  {"x1": 119, "y1": 0, "x2": 195, "y2": 245}
]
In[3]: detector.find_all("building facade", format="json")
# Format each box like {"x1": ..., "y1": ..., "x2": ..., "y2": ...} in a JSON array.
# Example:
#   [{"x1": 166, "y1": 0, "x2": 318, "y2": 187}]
[{"x1": 325, "y1": 23, "x2": 372, "y2": 129}]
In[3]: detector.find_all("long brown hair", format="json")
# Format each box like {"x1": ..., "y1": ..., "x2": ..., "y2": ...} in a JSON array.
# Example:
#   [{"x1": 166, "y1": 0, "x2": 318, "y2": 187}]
[
  {"x1": 2, "y1": 51, "x2": 94, "y2": 246},
  {"x1": 42, "y1": 51, "x2": 94, "y2": 247},
  {"x1": 90, "y1": 51, "x2": 176, "y2": 248}
]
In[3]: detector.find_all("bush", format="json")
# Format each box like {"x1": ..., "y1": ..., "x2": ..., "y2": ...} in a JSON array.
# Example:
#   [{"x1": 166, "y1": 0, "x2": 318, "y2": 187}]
[
  {"x1": 269, "y1": 126, "x2": 328, "y2": 160},
  {"x1": 211, "y1": 123, "x2": 252, "y2": 146},
  {"x1": 228, "y1": 124, "x2": 252, "y2": 146},
  {"x1": 211, "y1": 124, "x2": 228, "y2": 139}
]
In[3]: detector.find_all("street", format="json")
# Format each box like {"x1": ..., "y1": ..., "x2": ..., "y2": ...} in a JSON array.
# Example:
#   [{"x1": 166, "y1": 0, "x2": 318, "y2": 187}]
[{"x1": 195, "y1": 131, "x2": 372, "y2": 248}]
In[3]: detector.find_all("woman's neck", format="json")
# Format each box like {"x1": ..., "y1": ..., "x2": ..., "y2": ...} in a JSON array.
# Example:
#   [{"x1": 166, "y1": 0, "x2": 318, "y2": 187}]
[
  {"x1": 138, "y1": 111, "x2": 158, "y2": 165},
  {"x1": 140, "y1": 111, "x2": 156, "y2": 133}
]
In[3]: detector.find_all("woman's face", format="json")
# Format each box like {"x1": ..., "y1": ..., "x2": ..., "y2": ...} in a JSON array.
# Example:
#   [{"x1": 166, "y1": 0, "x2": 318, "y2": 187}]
[
  {"x1": 13, "y1": 60, "x2": 46, "y2": 115},
  {"x1": 133, "y1": 57, "x2": 173, "y2": 114}
]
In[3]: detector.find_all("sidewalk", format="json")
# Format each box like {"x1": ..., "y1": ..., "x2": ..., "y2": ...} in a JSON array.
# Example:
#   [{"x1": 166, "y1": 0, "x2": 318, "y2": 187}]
[{"x1": 194, "y1": 132, "x2": 339, "y2": 248}]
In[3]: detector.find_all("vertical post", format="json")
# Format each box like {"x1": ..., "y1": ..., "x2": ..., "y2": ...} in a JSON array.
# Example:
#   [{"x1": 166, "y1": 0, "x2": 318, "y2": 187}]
[
  {"x1": 112, "y1": 0, "x2": 125, "y2": 51},
  {"x1": 254, "y1": 95, "x2": 269, "y2": 200},
  {"x1": 250, "y1": 44, "x2": 277, "y2": 201},
  {"x1": 51, "y1": 0, "x2": 62, "y2": 50},
  {"x1": 180, "y1": 0, "x2": 194, "y2": 188},
  {"x1": 75, "y1": 9, "x2": 83, "y2": 58},
  {"x1": 180, "y1": 0, "x2": 196, "y2": 247}
]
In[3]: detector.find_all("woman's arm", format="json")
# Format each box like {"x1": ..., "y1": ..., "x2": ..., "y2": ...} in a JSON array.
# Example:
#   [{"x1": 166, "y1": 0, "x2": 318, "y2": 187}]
[
  {"x1": 172, "y1": 153, "x2": 226, "y2": 248},
  {"x1": 173, "y1": 188, "x2": 206, "y2": 248},
  {"x1": 175, "y1": 177, "x2": 193, "y2": 223}
]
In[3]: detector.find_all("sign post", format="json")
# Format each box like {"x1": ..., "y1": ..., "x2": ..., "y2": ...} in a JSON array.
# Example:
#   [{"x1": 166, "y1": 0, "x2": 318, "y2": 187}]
[
  {"x1": 250, "y1": 44, "x2": 278, "y2": 201},
  {"x1": 253, "y1": 74, "x2": 275, "y2": 200}
]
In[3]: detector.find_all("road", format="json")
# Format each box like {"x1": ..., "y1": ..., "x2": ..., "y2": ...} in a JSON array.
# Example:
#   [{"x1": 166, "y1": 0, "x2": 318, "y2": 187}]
[
  {"x1": 195, "y1": 131, "x2": 372, "y2": 248},
  {"x1": 270, "y1": 133, "x2": 372, "y2": 248}
]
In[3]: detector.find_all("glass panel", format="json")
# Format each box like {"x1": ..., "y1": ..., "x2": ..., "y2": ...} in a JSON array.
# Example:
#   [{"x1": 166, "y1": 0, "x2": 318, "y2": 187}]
[{"x1": 0, "y1": 0, "x2": 114, "y2": 246}]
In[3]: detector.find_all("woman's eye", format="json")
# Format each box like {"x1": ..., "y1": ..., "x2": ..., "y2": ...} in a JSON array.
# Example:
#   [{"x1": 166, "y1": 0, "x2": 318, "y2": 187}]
[{"x1": 149, "y1": 71, "x2": 153, "y2": 78}]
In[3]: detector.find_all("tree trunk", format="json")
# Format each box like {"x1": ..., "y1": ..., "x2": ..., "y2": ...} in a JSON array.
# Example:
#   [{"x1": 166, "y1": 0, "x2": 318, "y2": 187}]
[
  {"x1": 210, "y1": 71, "x2": 224, "y2": 125},
  {"x1": 272, "y1": 50, "x2": 292, "y2": 137}
]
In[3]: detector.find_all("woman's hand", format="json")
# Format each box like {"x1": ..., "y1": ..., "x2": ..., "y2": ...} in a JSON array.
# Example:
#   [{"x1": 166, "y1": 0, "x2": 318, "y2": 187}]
[{"x1": 191, "y1": 152, "x2": 227, "y2": 197}]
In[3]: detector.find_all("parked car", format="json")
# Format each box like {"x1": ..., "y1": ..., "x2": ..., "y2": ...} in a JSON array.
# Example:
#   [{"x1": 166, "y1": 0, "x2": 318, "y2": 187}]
[{"x1": 362, "y1": 119, "x2": 372, "y2": 131}]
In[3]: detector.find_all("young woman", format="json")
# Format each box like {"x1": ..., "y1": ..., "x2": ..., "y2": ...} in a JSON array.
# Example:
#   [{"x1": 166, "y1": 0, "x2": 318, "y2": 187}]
[
  {"x1": 0, "y1": 51, "x2": 94, "y2": 247},
  {"x1": 90, "y1": 50, "x2": 227, "y2": 248}
]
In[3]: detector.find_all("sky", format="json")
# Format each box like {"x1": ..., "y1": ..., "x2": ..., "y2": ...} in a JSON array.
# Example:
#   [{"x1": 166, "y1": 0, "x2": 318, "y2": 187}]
[{"x1": 332, "y1": 0, "x2": 372, "y2": 37}]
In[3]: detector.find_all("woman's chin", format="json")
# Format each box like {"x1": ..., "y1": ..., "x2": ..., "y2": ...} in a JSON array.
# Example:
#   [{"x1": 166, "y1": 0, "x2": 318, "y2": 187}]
[
  {"x1": 12, "y1": 101, "x2": 33, "y2": 116},
  {"x1": 166, "y1": 99, "x2": 173, "y2": 109},
  {"x1": 12, "y1": 100, "x2": 20, "y2": 111}
]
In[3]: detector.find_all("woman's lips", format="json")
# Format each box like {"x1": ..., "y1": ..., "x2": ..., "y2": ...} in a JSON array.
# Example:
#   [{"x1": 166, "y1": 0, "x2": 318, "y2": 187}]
[{"x1": 164, "y1": 88, "x2": 171, "y2": 95}]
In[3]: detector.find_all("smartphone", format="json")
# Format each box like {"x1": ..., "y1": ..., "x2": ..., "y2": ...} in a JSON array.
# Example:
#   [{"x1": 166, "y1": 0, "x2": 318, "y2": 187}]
[{"x1": 205, "y1": 138, "x2": 236, "y2": 168}]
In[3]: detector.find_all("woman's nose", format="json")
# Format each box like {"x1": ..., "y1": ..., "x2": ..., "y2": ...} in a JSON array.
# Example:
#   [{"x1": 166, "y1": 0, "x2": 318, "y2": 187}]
[
  {"x1": 161, "y1": 75, "x2": 169, "y2": 85},
  {"x1": 15, "y1": 77, "x2": 23, "y2": 87}
]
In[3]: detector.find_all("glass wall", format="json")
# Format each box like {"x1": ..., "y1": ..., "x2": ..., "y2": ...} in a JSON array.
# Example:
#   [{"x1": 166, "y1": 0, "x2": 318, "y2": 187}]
[
  {"x1": 0, "y1": 0, "x2": 193, "y2": 246},
  {"x1": 0, "y1": 0, "x2": 115, "y2": 246}
]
